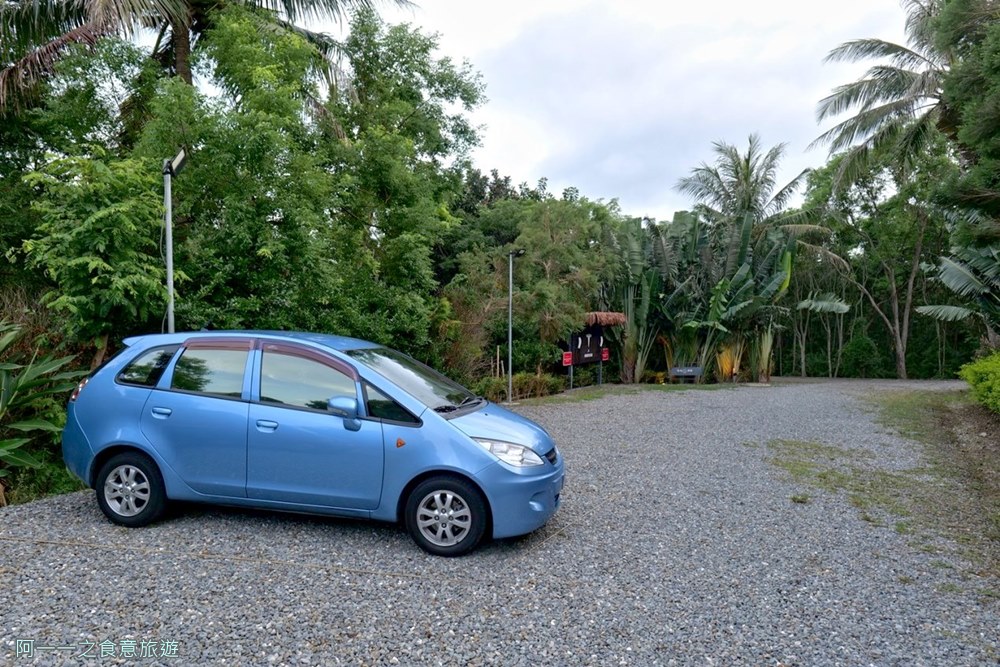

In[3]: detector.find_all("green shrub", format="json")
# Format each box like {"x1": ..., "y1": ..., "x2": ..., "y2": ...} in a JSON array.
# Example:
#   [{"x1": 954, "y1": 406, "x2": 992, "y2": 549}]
[
  {"x1": 472, "y1": 372, "x2": 565, "y2": 402},
  {"x1": 545, "y1": 374, "x2": 567, "y2": 395},
  {"x1": 572, "y1": 366, "x2": 595, "y2": 387},
  {"x1": 959, "y1": 352, "x2": 1000, "y2": 415},
  {"x1": 472, "y1": 376, "x2": 507, "y2": 403},
  {"x1": 841, "y1": 335, "x2": 886, "y2": 378}
]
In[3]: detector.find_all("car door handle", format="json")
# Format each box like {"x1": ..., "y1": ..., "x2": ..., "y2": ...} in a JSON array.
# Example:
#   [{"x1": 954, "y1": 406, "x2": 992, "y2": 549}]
[
  {"x1": 150, "y1": 407, "x2": 172, "y2": 418},
  {"x1": 255, "y1": 419, "x2": 279, "y2": 432}
]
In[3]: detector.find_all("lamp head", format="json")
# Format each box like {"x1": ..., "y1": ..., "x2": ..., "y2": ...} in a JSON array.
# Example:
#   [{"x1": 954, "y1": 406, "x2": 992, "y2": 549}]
[{"x1": 164, "y1": 149, "x2": 187, "y2": 176}]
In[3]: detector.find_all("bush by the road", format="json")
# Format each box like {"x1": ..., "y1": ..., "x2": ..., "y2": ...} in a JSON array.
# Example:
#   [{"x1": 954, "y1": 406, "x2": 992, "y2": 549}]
[{"x1": 959, "y1": 351, "x2": 1000, "y2": 415}]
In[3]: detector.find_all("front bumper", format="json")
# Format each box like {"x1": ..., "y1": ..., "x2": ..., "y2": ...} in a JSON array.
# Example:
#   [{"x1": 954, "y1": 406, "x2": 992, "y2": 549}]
[{"x1": 478, "y1": 458, "x2": 564, "y2": 539}]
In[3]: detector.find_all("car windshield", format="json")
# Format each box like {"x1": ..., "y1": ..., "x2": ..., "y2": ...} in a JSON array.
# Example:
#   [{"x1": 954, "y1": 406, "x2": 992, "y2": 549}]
[{"x1": 345, "y1": 347, "x2": 479, "y2": 413}]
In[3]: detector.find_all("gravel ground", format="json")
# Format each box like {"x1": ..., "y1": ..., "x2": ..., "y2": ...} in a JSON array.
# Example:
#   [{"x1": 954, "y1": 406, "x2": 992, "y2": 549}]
[{"x1": 1, "y1": 379, "x2": 997, "y2": 666}]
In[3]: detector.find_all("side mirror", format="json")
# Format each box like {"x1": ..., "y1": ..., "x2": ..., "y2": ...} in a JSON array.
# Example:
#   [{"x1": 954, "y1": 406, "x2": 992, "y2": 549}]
[{"x1": 328, "y1": 396, "x2": 361, "y2": 431}]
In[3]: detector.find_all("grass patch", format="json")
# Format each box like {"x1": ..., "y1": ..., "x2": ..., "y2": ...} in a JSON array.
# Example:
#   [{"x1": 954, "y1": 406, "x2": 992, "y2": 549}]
[
  {"x1": 937, "y1": 582, "x2": 963, "y2": 594},
  {"x1": 873, "y1": 390, "x2": 1000, "y2": 576},
  {"x1": 768, "y1": 389, "x2": 999, "y2": 581},
  {"x1": 522, "y1": 382, "x2": 727, "y2": 405}
]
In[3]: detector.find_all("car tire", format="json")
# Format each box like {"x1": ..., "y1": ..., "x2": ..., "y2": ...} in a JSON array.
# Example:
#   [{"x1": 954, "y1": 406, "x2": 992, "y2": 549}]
[
  {"x1": 95, "y1": 452, "x2": 167, "y2": 527},
  {"x1": 405, "y1": 477, "x2": 487, "y2": 557}
]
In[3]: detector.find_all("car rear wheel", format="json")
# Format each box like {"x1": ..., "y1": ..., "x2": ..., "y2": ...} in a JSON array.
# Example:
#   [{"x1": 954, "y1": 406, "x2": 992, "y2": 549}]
[
  {"x1": 405, "y1": 477, "x2": 487, "y2": 557},
  {"x1": 96, "y1": 452, "x2": 167, "y2": 527}
]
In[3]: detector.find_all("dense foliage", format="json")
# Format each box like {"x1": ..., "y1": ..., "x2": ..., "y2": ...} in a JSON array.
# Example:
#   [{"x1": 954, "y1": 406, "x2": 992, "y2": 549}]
[{"x1": 1, "y1": 1, "x2": 998, "y2": 501}]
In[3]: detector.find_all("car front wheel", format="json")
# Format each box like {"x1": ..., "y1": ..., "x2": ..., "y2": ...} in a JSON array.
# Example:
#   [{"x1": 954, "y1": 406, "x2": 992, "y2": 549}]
[
  {"x1": 405, "y1": 477, "x2": 487, "y2": 557},
  {"x1": 95, "y1": 452, "x2": 167, "y2": 527}
]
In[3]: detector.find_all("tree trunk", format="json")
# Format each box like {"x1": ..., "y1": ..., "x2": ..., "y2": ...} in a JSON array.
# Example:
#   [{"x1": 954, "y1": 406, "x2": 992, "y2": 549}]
[
  {"x1": 796, "y1": 312, "x2": 810, "y2": 377},
  {"x1": 90, "y1": 332, "x2": 110, "y2": 371},
  {"x1": 894, "y1": 340, "x2": 908, "y2": 380},
  {"x1": 834, "y1": 308, "x2": 845, "y2": 378},
  {"x1": 172, "y1": 15, "x2": 193, "y2": 84}
]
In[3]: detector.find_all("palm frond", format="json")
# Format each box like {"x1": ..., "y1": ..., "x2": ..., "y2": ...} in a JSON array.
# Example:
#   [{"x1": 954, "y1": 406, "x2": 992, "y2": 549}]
[
  {"x1": 902, "y1": 0, "x2": 940, "y2": 52},
  {"x1": 797, "y1": 292, "x2": 850, "y2": 314},
  {"x1": 259, "y1": 17, "x2": 347, "y2": 88},
  {"x1": 823, "y1": 38, "x2": 941, "y2": 70},
  {"x1": 915, "y1": 304, "x2": 974, "y2": 321},
  {"x1": 246, "y1": 0, "x2": 413, "y2": 25},
  {"x1": 0, "y1": 21, "x2": 108, "y2": 112},
  {"x1": 816, "y1": 66, "x2": 932, "y2": 122},
  {"x1": 776, "y1": 223, "x2": 831, "y2": 238},
  {"x1": 815, "y1": 95, "x2": 931, "y2": 153},
  {"x1": 765, "y1": 168, "x2": 809, "y2": 215},
  {"x1": 84, "y1": 0, "x2": 188, "y2": 36},
  {"x1": 937, "y1": 256, "x2": 987, "y2": 296},
  {"x1": 0, "y1": 0, "x2": 89, "y2": 55},
  {"x1": 797, "y1": 241, "x2": 850, "y2": 272}
]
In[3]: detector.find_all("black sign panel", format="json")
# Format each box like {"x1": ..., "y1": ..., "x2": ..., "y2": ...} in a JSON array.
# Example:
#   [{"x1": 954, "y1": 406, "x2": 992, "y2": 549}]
[{"x1": 571, "y1": 324, "x2": 604, "y2": 365}]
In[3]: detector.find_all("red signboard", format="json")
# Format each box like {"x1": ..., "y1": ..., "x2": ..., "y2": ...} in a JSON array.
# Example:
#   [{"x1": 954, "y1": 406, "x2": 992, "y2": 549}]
[
  {"x1": 562, "y1": 352, "x2": 573, "y2": 367},
  {"x1": 601, "y1": 347, "x2": 609, "y2": 361}
]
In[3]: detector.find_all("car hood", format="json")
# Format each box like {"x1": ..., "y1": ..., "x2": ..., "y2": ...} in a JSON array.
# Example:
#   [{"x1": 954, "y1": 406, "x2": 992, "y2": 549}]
[{"x1": 450, "y1": 402, "x2": 554, "y2": 453}]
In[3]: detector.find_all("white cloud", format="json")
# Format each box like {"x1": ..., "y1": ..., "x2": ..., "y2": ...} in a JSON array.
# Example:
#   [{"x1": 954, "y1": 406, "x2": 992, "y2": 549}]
[{"x1": 361, "y1": 0, "x2": 911, "y2": 220}]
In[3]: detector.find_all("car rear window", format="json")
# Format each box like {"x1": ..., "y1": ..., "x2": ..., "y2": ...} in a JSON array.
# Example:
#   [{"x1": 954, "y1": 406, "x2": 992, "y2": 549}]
[
  {"x1": 117, "y1": 345, "x2": 180, "y2": 387},
  {"x1": 170, "y1": 348, "x2": 247, "y2": 398}
]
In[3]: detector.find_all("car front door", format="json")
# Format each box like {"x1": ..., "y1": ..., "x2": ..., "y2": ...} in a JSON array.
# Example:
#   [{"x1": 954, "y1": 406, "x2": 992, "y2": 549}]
[{"x1": 246, "y1": 343, "x2": 384, "y2": 509}]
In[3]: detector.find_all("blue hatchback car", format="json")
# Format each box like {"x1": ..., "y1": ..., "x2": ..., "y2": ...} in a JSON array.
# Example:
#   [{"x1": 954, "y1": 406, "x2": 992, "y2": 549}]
[{"x1": 63, "y1": 331, "x2": 564, "y2": 556}]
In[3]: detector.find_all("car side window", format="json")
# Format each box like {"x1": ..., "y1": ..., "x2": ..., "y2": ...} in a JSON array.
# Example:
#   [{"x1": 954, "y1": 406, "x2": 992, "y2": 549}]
[
  {"x1": 260, "y1": 351, "x2": 356, "y2": 412},
  {"x1": 170, "y1": 348, "x2": 248, "y2": 398},
  {"x1": 364, "y1": 383, "x2": 420, "y2": 424},
  {"x1": 117, "y1": 345, "x2": 180, "y2": 387}
]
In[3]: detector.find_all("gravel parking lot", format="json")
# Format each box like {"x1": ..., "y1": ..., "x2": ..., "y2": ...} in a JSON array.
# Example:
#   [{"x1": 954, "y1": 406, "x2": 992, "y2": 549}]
[{"x1": 1, "y1": 379, "x2": 997, "y2": 666}]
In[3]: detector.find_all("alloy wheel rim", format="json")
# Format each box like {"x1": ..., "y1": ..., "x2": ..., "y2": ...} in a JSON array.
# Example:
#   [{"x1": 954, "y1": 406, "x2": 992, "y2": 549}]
[
  {"x1": 104, "y1": 465, "x2": 151, "y2": 517},
  {"x1": 416, "y1": 490, "x2": 471, "y2": 547}
]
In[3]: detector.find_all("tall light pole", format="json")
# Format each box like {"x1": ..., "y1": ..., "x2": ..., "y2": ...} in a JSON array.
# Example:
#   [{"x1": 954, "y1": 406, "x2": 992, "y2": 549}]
[
  {"x1": 162, "y1": 150, "x2": 187, "y2": 333},
  {"x1": 507, "y1": 248, "x2": 525, "y2": 403}
]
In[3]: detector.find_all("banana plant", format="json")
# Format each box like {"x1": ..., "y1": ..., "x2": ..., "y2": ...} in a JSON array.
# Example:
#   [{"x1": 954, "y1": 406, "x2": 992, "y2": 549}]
[
  {"x1": 0, "y1": 322, "x2": 82, "y2": 500},
  {"x1": 609, "y1": 218, "x2": 660, "y2": 383},
  {"x1": 917, "y1": 244, "x2": 1000, "y2": 348}
]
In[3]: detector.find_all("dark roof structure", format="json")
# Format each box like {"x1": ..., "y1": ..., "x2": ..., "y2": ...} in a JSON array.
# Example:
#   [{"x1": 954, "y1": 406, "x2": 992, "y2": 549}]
[{"x1": 584, "y1": 312, "x2": 627, "y2": 327}]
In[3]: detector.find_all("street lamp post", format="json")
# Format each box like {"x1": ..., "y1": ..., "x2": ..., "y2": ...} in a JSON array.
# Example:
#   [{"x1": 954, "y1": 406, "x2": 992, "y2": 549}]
[
  {"x1": 162, "y1": 150, "x2": 187, "y2": 333},
  {"x1": 507, "y1": 248, "x2": 525, "y2": 403}
]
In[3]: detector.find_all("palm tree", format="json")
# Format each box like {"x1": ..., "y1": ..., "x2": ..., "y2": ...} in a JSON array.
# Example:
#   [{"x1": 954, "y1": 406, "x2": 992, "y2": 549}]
[
  {"x1": 810, "y1": 0, "x2": 967, "y2": 183},
  {"x1": 674, "y1": 134, "x2": 846, "y2": 380},
  {"x1": 0, "y1": 0, "x2": 409, "y2": 111},
  {"x1": 676, "y1": 133, "x2": 809, "y2": 226}
]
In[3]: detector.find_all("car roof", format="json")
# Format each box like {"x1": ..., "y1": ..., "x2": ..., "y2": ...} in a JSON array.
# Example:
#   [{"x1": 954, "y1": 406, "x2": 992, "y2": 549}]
[{"x1": 122, "y1": 330, "x2": 382, "y2": 352}]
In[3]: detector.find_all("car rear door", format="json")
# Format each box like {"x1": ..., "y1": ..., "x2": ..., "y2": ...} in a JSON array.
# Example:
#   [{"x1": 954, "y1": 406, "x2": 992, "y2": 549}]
[
  {"x1": 139, "y1": 338, "x2": 252, "y2": 497},
  {"x1": 246, "y1": 342, "x2": 384, "y2": 510}
]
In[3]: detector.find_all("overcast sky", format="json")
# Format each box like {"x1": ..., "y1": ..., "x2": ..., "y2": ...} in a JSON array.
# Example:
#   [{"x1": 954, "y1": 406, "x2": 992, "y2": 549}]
[{"x1": 363, "y1": 0, "x2": 909, "y2": 221}]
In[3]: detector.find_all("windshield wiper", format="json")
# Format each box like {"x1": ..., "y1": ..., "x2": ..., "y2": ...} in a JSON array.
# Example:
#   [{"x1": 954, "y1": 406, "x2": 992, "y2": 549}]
[
  {"x1": 433, "y1": 396, "x2": 482, "y2": 413},
  {"x1": 457, "y1": 395, "x2": 484, "y2": 408}
]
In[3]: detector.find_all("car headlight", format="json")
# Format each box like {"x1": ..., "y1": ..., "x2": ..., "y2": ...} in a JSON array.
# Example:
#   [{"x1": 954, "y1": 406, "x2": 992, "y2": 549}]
[{"x1": 473, "y1": 438, "x2": 544, "y2": 467}]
